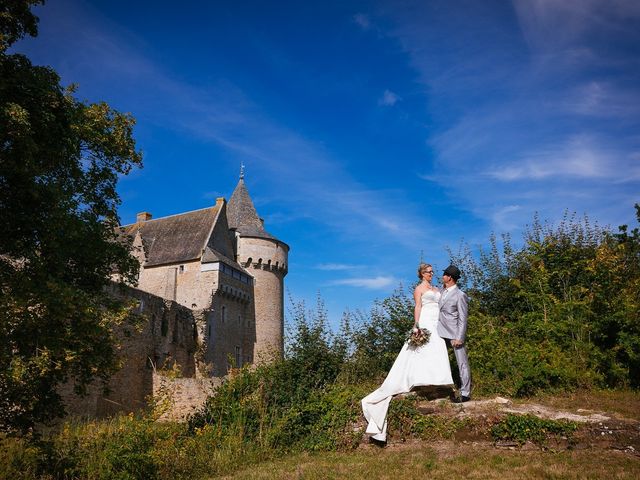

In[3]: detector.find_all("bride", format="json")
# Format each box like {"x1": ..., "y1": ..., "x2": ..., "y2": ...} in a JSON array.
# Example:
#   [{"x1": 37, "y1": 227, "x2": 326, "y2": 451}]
[{"x1": 361, "y1": 263, "x2": 453, "y2": 442}]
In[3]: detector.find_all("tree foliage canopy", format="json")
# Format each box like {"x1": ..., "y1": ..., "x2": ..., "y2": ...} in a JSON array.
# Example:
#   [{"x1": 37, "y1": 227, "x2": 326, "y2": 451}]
[
  {"x1": 0, "y1": 0, "x2": 43, "y2": 51},
  {"x1": 451, "y1": 206, "x2": 640, "y2": 393},
  {"x1": 0, "y1": 0, "x2": 142, "y2": 433}
]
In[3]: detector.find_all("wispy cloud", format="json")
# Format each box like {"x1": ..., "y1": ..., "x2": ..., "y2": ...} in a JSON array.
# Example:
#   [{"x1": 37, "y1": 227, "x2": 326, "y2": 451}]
[
  {"x1": 26, "y1": 1, "x2": 440, "y2": 252},
  {"x1": 512, "y1": 0, "x2": 640, "y2": 53},
  {"x1": 353, "y1": 13, "x2": 372, "y2": 31},
  {"x1": 378, "y1": 89, "x2": 401, "y2": 106},
  {"x1": 488, "y1": 135, "x2": 612, "y2": 181},
  {"x1": 316, "y1": 263, "x2": 361, "y2": 271},
  {"x1": 492, "y1": 205, "x2": 522, "y2": 231},
  {"x1": 385, "y1": 0, "x2": 640, "y2": 232},
  {"x1": 331, "y1": 276, "x2": 397, "y2": 289}
]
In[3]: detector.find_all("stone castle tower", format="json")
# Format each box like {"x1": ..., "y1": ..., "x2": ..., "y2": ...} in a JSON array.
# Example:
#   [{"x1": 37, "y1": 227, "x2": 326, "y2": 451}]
[
  {"x1": 119, "y1": 172, "x2": 289, "y2": 376},
  {"x1": 227, "y1": 170, "x2": 288, "y2": 360}
]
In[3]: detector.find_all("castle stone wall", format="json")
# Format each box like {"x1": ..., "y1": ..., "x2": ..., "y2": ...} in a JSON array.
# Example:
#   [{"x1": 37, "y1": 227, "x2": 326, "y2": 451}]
[
  {"x1": 152, "y1": 373, "x2": 221, "y2": 421},
  {"x1": 205, "y1": 273, "x2": 254, "y2": 376},
  {"x1": 61, "y1": 286, "x2": 199, "y2": 418},
  {"x1": 138, "y1": 260, "x2": 219, "y2": 310}
]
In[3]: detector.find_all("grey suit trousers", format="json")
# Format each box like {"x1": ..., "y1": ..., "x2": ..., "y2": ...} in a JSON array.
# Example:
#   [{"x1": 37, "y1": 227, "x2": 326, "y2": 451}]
[
  {"x1": 444, "y1": 339, "x2": 472, "y2": 397},
  {"x1": 438, "y1": 287, "x2": 472, "y2": 397}
]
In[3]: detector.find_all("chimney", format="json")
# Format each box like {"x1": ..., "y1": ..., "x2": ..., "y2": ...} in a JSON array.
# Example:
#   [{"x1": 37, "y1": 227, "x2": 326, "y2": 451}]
[
  {"x1": 216, "y1": 197, "x2": 225, "y2": 207},
  {"x1": 137, "y1": 212, "x2": 152, "y2": 223}
]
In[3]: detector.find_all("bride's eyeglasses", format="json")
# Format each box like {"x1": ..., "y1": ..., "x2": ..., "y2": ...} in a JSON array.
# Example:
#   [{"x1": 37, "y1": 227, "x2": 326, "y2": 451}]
[{"x1": 424, "y1": 271, "x2": 434, "y2": 275}]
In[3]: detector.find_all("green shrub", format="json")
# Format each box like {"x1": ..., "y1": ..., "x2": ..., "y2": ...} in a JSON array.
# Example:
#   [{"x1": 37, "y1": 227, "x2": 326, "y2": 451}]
[
  {"x1": 0, "y1": 434, "x2": 42, "y2": 480},
  {"x1": 450, "y1": 205, "x2": 640, "y2": 393},
  {"x1": 188, "y1": 362, "x2": 368, "y2": 454},
  {"x1": 386, "y1": 396, "x2": 471, "y2": 441},
  {"x1": 490, "y1": 414, "x2": 578, "y2": 445}
]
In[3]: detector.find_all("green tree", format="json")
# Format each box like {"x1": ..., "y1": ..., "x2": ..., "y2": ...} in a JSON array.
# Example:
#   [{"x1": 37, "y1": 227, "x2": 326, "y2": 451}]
[
  {"x1": 343, "y1": 285, "x2": 414, "y2": 382},
  {"x1": 0, "y1": 0, "x2": 142, "y2": 433},
  {"x1": 451, "y1": 206, "x2": 640, "y2": 393}
]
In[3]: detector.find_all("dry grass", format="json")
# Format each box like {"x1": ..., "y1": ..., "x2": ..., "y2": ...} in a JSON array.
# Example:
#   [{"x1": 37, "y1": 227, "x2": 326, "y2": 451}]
[
  {"x1": 527, "y1": 389, "x2": 640, "y2": 421},
  {"x1": 221, "y1": 442, "x2": 640, "y2": 480}
]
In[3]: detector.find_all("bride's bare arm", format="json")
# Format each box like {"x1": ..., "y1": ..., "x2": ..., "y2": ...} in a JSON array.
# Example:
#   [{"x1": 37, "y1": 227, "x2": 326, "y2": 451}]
[{"x1": 413, "y1": 286, "x2": 422, "y2": 329}]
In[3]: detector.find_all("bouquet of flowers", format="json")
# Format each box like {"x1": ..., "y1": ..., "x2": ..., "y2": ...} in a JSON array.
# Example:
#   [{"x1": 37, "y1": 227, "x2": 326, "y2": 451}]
[{"x1": 406, "y1": 327, "x2": 431, "y2": 348}]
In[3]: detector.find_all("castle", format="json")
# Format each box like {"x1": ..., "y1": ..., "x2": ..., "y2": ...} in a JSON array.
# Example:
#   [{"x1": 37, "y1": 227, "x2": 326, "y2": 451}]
[
  {"x1": 121, "y1": 171, "x2": 289, "y2": 376},
  {"x1": 61, "y1": 172, "x2": 289, "y2": 418}
]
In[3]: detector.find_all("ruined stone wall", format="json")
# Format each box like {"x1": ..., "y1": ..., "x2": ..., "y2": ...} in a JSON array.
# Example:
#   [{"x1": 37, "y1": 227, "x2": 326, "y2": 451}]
[
  {"x1": 152, "y1": 373, "x2": 222, "y2": 421},
  {"x1": 62, "y1": 286, "x2": 199, "y2": 418}
]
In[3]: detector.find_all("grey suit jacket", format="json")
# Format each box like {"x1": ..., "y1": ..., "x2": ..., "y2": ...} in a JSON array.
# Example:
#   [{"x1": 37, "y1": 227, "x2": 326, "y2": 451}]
[{"x1": 437, "y1": 286, "x2": 469, "y2": 341}]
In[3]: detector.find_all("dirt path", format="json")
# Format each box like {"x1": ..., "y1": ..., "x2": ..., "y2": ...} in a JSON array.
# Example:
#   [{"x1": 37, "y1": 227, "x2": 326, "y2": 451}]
[{"x1": 359, "y1": 391, "x2": 640, "y2": 458}]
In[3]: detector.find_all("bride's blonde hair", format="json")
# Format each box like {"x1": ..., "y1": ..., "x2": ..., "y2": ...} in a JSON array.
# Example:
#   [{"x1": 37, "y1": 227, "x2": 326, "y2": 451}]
[{"x1": 417, "y1": 263, "x2": 432, "y2": 279}]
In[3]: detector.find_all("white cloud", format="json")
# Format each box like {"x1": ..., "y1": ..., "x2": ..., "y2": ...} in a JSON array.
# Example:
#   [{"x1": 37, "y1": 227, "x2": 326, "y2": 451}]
[
  {"x1": 512, "y1": 0, "x2": 640, "y2": 53},
  {"x1": 387, "y1": 2, "x2": 639, "y2": 233},
  {"x1": 331, "y1": 276, "x2": 397, "y2": 289},
  {"x1": 26, "y1": 0, "x2": 441, "y2": 254},
  {"x1": 488, "y1": 136, "x2": 615, "y2": 181},
  {"x1": 378, "y1": 89, "x2": 401, "y2": 106},
  {"x1": 316, "y1": 263, "x2": 360, "y2": 271},
  {"x1": 559, "y1": 82, "x2": 640, "y2": 118},
  {"x1": 492, "y1": 205, "x2": 522, "y2": 231}
]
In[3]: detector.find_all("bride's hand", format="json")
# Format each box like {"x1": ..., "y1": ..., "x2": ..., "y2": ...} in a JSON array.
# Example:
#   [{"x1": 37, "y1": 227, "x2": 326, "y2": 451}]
[{"x1": 412, "y1": 326, "x2": 419, "y2": 333}]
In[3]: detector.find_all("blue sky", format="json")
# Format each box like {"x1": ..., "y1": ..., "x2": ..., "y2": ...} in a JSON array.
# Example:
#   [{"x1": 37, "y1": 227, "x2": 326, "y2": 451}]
[{"x1": 13, "y1": 0, "x2": 640, "y2": 329}]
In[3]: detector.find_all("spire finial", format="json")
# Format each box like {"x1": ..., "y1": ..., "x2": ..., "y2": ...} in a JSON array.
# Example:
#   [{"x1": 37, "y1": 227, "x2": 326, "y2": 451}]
[{"x1": 239, "y1": 162, "x2": 245, "y2": 180}]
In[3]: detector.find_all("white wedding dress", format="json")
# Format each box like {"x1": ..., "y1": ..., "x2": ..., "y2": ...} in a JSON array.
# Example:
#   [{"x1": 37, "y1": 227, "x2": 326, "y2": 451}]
[{"x1": 361, "y1": 289, "x2": 453, "y2": 441}]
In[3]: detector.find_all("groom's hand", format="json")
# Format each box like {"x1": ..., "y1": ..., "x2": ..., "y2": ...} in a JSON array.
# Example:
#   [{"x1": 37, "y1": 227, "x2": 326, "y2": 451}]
[{"x1": 451, "y1": 339, "x2": 463, "y2": 348}]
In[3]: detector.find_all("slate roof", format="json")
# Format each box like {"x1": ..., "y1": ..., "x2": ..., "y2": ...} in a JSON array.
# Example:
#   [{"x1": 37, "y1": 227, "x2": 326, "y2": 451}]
[
  {"x1": 121, "y1": 206, "x2": 219, "y2": 267},
  {"x1": 227, "y1": 178, "x2": 280, "y2": 241},
  {"x1": 201, "y1": 246, "x2": 250, "y2": 275}
]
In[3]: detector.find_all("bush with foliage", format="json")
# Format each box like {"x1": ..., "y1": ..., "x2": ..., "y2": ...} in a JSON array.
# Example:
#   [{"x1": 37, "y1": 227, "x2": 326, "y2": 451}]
[
  {"x1": 491, "y1": 413, "x2": 578, "y2": 446},
  {"x1": 188, "y1": 296, "x2": 368, "y2": 454},
  {"x1": 451, "y1": 205, "x2": 640, "y2": 394}
]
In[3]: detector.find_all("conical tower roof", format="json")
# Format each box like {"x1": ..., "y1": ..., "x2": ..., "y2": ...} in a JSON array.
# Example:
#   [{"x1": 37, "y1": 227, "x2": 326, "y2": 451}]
[{"x1": 227, "y1": 175, "x2": 278, "y2": 241}]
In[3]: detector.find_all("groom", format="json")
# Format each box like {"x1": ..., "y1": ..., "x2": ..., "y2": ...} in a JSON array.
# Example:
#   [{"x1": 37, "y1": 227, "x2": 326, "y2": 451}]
[{"x1": 438, "y1": 265, "x2": 472, "y2": 403}]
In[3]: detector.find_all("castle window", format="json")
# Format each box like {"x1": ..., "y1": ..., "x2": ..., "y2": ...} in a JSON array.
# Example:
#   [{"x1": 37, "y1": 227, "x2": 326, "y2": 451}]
[
  {"x1": 221, "y1": 305, "x2": 226, "y2": 323},
  {"x1": 235, "y1": 346, "x2": 241, "y2": 367},
  {"x1": 179, "y1": 265, "x2": 185, "y2": 274},
  {"x1": 208, "y1": 323, "x2": 211, "y2": 338}
]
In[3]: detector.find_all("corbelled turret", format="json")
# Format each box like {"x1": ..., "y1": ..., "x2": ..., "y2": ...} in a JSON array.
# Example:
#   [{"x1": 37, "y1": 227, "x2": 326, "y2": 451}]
[{"x1": 228, "y1": 168, "x2": 289, "y2": 361}]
